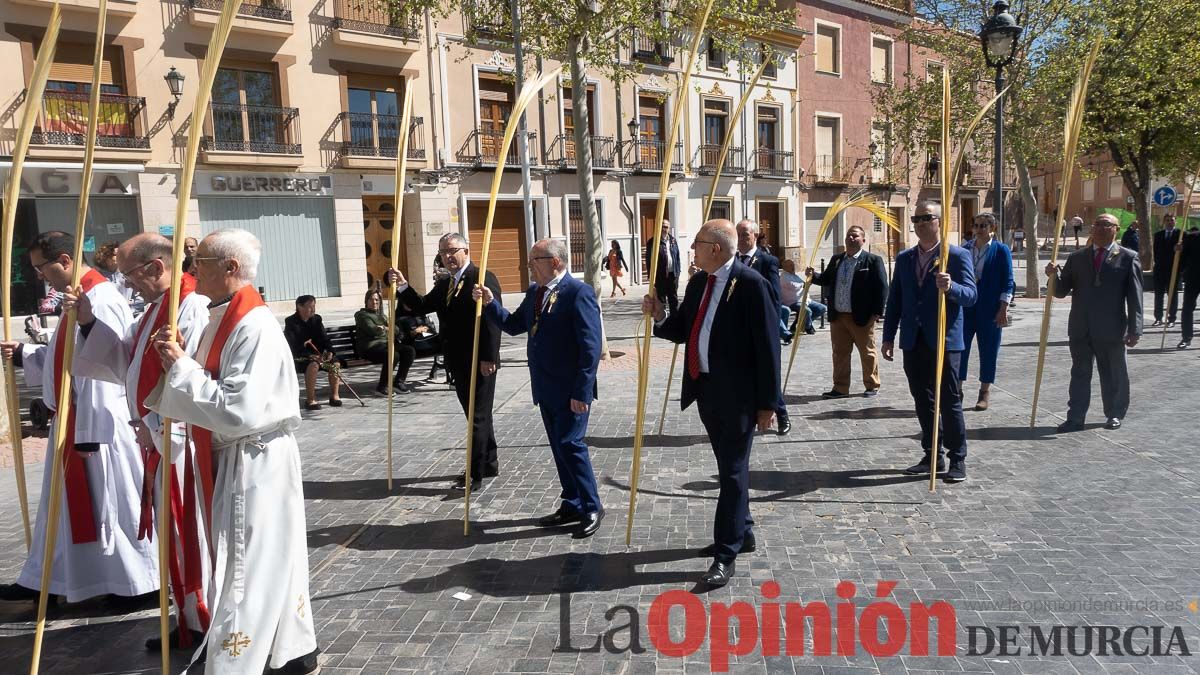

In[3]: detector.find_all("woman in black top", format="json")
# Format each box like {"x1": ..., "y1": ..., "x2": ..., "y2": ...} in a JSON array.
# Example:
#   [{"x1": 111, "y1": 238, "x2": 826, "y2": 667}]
[
  {"x1": 354, "y1": 289, "x2": 418, "y2": 395},
  {"x1": 284, "y1": 294, "x2": 342, "y2": 410}
]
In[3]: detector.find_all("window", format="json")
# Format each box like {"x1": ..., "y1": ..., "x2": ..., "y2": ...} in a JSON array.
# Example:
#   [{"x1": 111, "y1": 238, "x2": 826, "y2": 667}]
[
  {"x1": 347, "y1": 74, "x2": 402, "y2": 151},
  {"x1": 814, "y1": 115, "x2": 840, "y2": 180},
  {"x1": 561, "y1": 84, "x2": 596, "y2": 163},
  {"x1": 815, "y1": 23, "x2": 840, "y2": 75},
  {"x1": 756, "y1": 105, "x2": 779, "y2": 151},
  {"x1": 871, "y1": 37, "x2": 893, "y2": 84},
  {"x1": 1108, "y1": 173, "x2": 1124, "y2": 199},
  {"x1": 636, "y1": 94, "x2": 666, "y2": 167},
  {"x1": 703, "y1": 99, "x2": 729, "y2": 146},
  {"x1": 1082, "y1": 178, "x2": 1096, "y2": 202},
  {"x1": 211, "y1": 66, "x2": 282, "y2": 150},
  {"x1": 477, "y1": 73, "x2": 514, "y2": 159},
  {"x1": 759, "y1": 45, "x2": 777, "y2": 79},
  {"x1": 707, "y1": 38, "x2": 726, "y2": 70},
  {"x1": 47, "y1": 43, "x2": 125, "y2": 94},
  {"x1": 870, "y1": 122, "x2": 891, "y2": 182},
  {"x1": 709, "y1": 198, "x2": 732, "y2": 221},
  {"x1": 926, "y1": 61, "x2": 944, "y2": 83}
]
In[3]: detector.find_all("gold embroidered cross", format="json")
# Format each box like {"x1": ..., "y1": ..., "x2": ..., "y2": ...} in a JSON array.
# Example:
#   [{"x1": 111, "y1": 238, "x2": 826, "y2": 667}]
[{"x1": 222, "y1": 632, "x2": 251, "y2": 658}]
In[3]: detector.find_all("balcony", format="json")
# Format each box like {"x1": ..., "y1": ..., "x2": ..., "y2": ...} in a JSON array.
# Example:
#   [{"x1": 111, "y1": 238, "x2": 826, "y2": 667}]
[
  {"x1": 867, "y1": 163, "x2": 901, "y2": 187},
  {"x1": 28, "y1": 90, "x2": 150, "y2": 161},
  {"x1": 337, "y1": 113, "x2": 425, "y2": 169},
  {"x1": 331, "y1": 0, "x2": 420, "y2": 51},
  {"x1": 463, "y1": 0, "x2": 511, "y2": 39},
  {"x1": 695, "y1": 144, "x2": 744, "y2": 175},
  {"x1": 202, "y1": 103, "x2": 302, "y2": 165},
  {"x1": 623, "y1": 139, "x2": 683, "y2": 173},
  {"x1": 188, "y1": 0, "x2": 294, "y2": 36},
  {"x1": 752, "y1": 148, "x2": 793, "y2": 179},
  {"x1": 10, "y1": 0, "x2": 137, "y2": 16},
  {"x1": 548, "y1": 134, "x2": 616, "y2": 170},
  {"x1": 456, "y1": 128, "x2": 537, "y2": 166},
  {"x1": 810, "y1": 154, "x2": 862, "y2": 186},
  {"x1": 631, "y1": 30, "x2": 674, "y2": 65}
]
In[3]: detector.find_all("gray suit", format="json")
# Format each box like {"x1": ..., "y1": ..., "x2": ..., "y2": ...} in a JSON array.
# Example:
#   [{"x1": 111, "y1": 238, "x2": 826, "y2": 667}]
[{"x1": 1051, "y1": 243, "x2": 1143, "y2": 422}]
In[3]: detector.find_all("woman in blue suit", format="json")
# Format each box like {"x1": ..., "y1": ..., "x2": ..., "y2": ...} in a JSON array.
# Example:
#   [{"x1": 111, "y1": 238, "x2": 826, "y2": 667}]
[{"x1": 960, "y1": 212, "x2": 1015, "y2": 411}]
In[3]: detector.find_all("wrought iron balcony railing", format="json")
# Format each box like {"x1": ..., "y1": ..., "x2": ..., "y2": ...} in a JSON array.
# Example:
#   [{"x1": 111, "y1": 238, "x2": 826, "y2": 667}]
[
  {"x1": 332, "y1": 0, "x2": 419, "y2": 38},
  {"x1": 631, "y1": 30, "x2": 674, "y2": 64},
  {"x1": 456, "y1": 128, "x2": 537, "y2": 165},
  {"x1": 203, "y1": 103, "x2": 302, "y2": 154},
  {"x1": 695, "y1": 144, "x2": 744, "y2": 175},
  {"x1": 340, "y1": 113, "x2": 425, "y2": 159},
  {"x1": 30, "y1": 90, "x2": 149, "y2": 149},
  {"x1": 752, "y1": 148, "x2": 793, "y2": 178},
  {"x1": 463, "y1": 0, "x2": 511, "y2": 38},
  {"x1": 548, "y1": 134, "x2": 615, "y2": 169},
  {"x1": 810, "y1": 154, "x2": 862, "y2": 185},
  {"x1": 189, "y1": 0, "x2": 292, "y2": 22},
  {"x1": 623, "y1": 139, "x2": 683, "y2": 172}
]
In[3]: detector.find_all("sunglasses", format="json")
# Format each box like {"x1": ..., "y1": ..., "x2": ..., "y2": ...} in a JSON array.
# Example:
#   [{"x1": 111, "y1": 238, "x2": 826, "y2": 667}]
[{"x1": 910, "y1": 214, "x2": 937, "y2": 224}]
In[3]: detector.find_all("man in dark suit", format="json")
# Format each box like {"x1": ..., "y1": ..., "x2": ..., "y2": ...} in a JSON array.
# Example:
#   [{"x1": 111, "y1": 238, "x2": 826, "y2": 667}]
[
  {"x1": 391, "y1": 233, "x2": 503, "y2": 492},
  {"x1": 735, "y1": 218, "x2": 790, "y2": 436},
  {"x1": 1120, "y1": 220, "x2": 1140, "y2": 253},
  {"x1": 1179, "y1": 226, "x2": 1200, "y2": 349},
  {"x1": 805, "y1": 225, "x2": 888, "y2": 399},
  {"x1": 645, "y1": 220, "x2": 681, "y2": 314},
  {"x1": 1153, "y1": 215, "x2": 1181, "y2": 327},
  {"x1": 475, "y1": 239, "x2": 605, "y2": 538},
  {"x1": 643, "y1": 219, "x2": 780, "y2": 587},
  {"x1": 1046, "y1": 214, "x2": 1143, "y2": 431},
  {"x1": 882, "y1": 201, "x2": 977, "y2": 483}
]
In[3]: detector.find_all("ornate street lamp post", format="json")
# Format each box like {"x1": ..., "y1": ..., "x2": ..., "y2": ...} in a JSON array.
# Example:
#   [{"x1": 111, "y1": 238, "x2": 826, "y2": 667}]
[{"x1": 979, "y1": 0, "x2": 1022, "y2": 239}]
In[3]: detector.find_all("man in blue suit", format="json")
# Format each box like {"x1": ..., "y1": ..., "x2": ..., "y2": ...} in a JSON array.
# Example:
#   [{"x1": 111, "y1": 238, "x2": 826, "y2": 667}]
[
  {"x1": 735, "y1": 219, "x2": 791, "y2": 436},
  {"x1": 882, "y1": 201, "x2": 977, "y2": 483},
  {"x1": 474, "y1": 239, "x2": 605, "y2": 538},
  {"x1": 960, "y1": 212, "x2": 1014, "y2": 411},
  {"x1": 644, "y1": 219, "x2": 780, "y2": 587}
]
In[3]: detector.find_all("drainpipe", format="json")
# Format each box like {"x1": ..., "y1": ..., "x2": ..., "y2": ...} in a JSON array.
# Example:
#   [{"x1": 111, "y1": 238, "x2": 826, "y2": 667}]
[{"x1": 423, "y1": 8, "x2": 441, "y2": 170}]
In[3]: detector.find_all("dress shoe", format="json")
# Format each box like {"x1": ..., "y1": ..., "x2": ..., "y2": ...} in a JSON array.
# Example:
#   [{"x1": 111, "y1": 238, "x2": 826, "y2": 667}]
[
  {"x1": 1056, "y1": 420, "x2": 1085, "y2": 433},
  {"x1": 1105, "y1": 417, "x2": 1122, "y2": 430},
  {"x1": 451, "y1": 474, "x2": 486, "y2": 492},
  {"x1": 145, "y1": 628, "x2": 206, "y2": 651},
  {"x1": 975, "y1": 388, "x2": 990, "y2": 411},
  {"x1": 805, "y1": 326, "x2": 816, "y2": 335},
  {"x1": 394, "y1": 381, "x2": 411, "y2": 393},
  {"x1": 1152, "y1": 319, "x2": 1163, "y2": 327},
  {"x1": 698, "y1": 532, "x2": 756, "y2": 557},
  {"x1": 538, "y1": 506, "x2": 583, "y2": 527},
  {"x1": 863, "y1": 389, "x2": 879, "y2": 398},
  {"x1": 776, "y1": 417, "x2": 792, "y2": 436},
  {"x1": 943, "y1": 459, "x2": 967, "y2": 483},
  {"x1": 904, "y1": 455, "x2": 946, "y2": 475},
  {"x1": 821, "y1": 389, "x2": 849, "y2": 399},
  {"x1": 266, "y1": 648, "x2": 321, "y2": 675},
  {"x1": 574, "y1": 510, "x2": 605, "y2": 538},
  {"x1": 1168, "y1": 321, "x2": 1176, "y2": 329},
  {"x1": 701, "y1": 560, "x2": 736, "y2": 587},
  {"x1": 0, "y1": 583, "x2": 40, "y2": 602},
  {"x1": 1179, "y1": 340, "x2": 1191, "y2": 349}
]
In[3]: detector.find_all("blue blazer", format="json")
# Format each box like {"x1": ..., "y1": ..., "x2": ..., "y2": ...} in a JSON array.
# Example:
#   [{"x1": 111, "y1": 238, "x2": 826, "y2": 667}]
[
  {"x1": 742, "y1": 247, "x2": 782, "y2": 304},
  {"x1": 653, "y1": 260, "x2": 780, "y2": 413},
  {"x1": 484, "y1": 272, "x2": 602, "y2": 406},
  {"x1": 882, "y1": 244, "x2": 978, "y2": 351},
  {"x1": 961, "y1": 239, "x2": 1014, "y2": 323}
]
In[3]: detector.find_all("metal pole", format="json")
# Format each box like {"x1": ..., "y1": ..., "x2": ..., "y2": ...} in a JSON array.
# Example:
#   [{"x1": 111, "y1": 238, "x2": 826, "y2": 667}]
[
  {"x1": 510, "y1": 0, "x2": 536, "y2": 239},
  {"x1": 993, "y1": 65, "x2": 1005, "y2": 237}
]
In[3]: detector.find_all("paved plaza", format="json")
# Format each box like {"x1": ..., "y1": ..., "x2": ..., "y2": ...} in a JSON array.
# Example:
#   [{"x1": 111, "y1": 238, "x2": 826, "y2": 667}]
[{"x1": 2, "y1": 281, "x2": 1199, "y2": 674}]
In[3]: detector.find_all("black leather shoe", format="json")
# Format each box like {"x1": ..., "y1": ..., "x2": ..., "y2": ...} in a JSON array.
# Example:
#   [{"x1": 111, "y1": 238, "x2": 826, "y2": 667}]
[
  {"x1": 863, "y1": 389, "x2": 879, "y2": 397},
  {"x1": 266, "y1": 648, "x2": 321, "y2": 675},
  {"x1": 701, "y1": 560, "x2": 735, "y2": 587},
  {"x1": 698, "y1": 532, "x2": 757, "y2": 557},
  {"x1": 1178, "y1": 340, "x2": 1191, "y2": 349},
  {"x1": 574, "y1": 510, "x2": 605, "y2": 538},
  {"x1": 821, "y1": 389, "x2": 849, "y2": 399},
  {"x1": 776, "y1": 417, "x2": 792, "y2": 436},
  {"x1": 1057, "y1": 420, "x2": 1085, "y2": 433},
  {"x1": 1105, "y1": 418, "x2": 1122, "y2": 430},
  {"x1": 538, "y1": 506, "x2": 583, "y2": 527},
  {"x1": 451, "y1": 474, "x2": 486, "y2": 492},
  {"x1": 904, "y1": 455, "x2": 946, "y2": 475},
  {"x1": 145, "y1": 628, "x2": 206, "y2": 651},
  {"x1": 1152, "y1": 320, "x2": 1163, "y2": 327},
  {"x1": 0, "y1": 583, "x2": 39, "y2": 602}
]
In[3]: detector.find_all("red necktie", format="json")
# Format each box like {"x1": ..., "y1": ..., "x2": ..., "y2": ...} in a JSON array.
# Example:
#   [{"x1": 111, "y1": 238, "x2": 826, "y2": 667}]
[
  {"x1": 1093, "y1": 248, "x2": 1105, "y2": 274},
  {"x1": 686, "y1": 275, "x2": 718, "y2": 380},
  {"x1": 533, "y1": 286, "x2": 548, "y2": 321}
]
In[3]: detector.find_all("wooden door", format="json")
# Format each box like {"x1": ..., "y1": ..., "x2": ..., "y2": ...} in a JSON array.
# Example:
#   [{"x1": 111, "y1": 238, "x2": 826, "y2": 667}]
[
  {"x1": 757, "y1": 202, "x2": 781, "y2": 253},
  {"x1": 467, "y1": 200, "x2": 527, "y2": 292},
  {"x1": 639, "y1": 198, "x2": 660, "y2": 283},
  {"x1": 363, "y1": 196, "x2": 405, "y2": 290}
]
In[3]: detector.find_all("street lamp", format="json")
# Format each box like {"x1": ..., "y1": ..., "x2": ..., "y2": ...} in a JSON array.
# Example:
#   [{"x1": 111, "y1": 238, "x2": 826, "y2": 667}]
[
  {"x1": 164, "y1": 66, "x2": 185, "y2": 118},
  {"x1": 627, "y1": 117, "x2": 640, "y2": 143},
  {"x1": 979, "y1": 0, "x2": 1022, "y2": 239}
]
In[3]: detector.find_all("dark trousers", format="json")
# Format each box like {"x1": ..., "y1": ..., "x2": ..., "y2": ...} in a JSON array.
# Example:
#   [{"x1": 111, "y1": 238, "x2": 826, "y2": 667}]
[
  {"x1": 655, "y1": 275, "x2": 679, "y2": 315},
  {"x1": 696, "y1": 377, "x2": 755, "y2": 564},
  {"x1": 538, "y1": 401, "x2": 601, "y2": 515},
  {"x1": 363, "y1": 343, "x2": 415, "y2": 389},
  {"x1": 902, "y1": 334, "x2": 967, "y2": 461},
  {"x1": 451, "y1": 364, "x2": 499, "y2": 480},
  {"x1": 1183, "y1": 280, "x2": 1199, "y2": 341},
  {"x1": 1067, "y1": 337, "x2": 1130, "y2": 423},
  {"x1": 1154, "y1": 274, "x2": 1180, "y2": 322}
]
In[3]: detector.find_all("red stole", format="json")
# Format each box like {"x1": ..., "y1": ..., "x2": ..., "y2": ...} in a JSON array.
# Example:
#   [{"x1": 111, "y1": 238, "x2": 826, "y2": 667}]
[
  {"x1": 52, "y1": 269, "x2": 107, "y2": 545},
  {"x1": 133, "y1": 274, "x2": 197, "y2": 417}
]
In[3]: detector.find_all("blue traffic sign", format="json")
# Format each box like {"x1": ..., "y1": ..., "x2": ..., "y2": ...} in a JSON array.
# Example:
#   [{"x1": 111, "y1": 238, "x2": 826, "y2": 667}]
[{"x1": 1154, "y1": 186, "x2": 1178, "y2": 207}]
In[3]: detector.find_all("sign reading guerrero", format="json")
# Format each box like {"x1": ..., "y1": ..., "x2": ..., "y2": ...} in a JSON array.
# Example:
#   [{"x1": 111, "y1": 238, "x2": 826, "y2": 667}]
[{"x1": 196, "y1": 171, "x2": 334, "y2": 197}]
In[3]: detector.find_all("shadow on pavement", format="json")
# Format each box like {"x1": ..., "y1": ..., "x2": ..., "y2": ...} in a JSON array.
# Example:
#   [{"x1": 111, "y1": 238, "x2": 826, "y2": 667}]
[
  {"x1": 303, "y1": 474, "x2": 459, "y2": 501},
  {"x1": 806, "y1": 406, "x2": 912, "y2": 421},
  {"x1": 584, "y1": 434, "x2": 710, "y2": 449},
  {"x1": 966, "y1": 425, "x2": 1063, "y2": 441},
  {"x1": 0, "y1": 615, "x2": 163, "y2": 674},
  {"x1": 307, "y1": 516, "x2": 557, "y2": 553},
  {"x1": 603, "y1": 468, "x2": 925, "y2": 505}
]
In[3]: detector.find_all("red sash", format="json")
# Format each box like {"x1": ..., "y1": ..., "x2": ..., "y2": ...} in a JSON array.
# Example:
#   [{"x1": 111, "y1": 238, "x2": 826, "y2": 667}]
[
  {"x1": 52, "y1": 269, "x2": 107, "y2": 545},
  {"x1": 134, "y1": 274, "x2": 197, "y2": 417}
]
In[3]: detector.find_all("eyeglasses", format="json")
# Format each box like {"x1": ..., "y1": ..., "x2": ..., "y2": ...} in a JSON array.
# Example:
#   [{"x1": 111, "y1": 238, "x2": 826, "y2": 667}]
[
  {"x1": 693, "y1": 238, "x2": 721, "y2": 248},
  {"x1": 118, "y1": 258, "x2": 160, "y2": 277},
  {"x1": 192, "y1": 256, "x2": 225, "y2": 265},
  {"x1": 972, "y1": 222, "x2": 992, "y2": 228},
  {"x1": 911, "y1": 214, "x2": 937, "y2": 224},
  {"x1": 438, "y1": 247, "x2": 466, "y2": 256},
  {"x1": 529, "y1": 256, "x2": 556, "y2": 262},
  {"x1": 31, "y1": 258, "x2": 59, "y2": 272}
]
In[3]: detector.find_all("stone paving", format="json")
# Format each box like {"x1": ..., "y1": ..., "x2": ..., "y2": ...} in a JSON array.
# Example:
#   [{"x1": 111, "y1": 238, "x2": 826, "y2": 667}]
[{"x1": 1, "y1": 281, "x2": 1200, "y2": 674}]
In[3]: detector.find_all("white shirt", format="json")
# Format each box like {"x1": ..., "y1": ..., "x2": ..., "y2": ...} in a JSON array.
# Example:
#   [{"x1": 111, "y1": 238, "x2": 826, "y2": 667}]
[
  {"x1": 538, "y1": 269, "x2": 567, "y2": 311},
  {"x1": 698, "y1": 256, "x2": 735, "y2": 373},
  {"x1": 970, "y1": 238, "x2": 1013, "y2": 305},
  {"x1": 780, "y1": 270, "x2": 804, "y2": 306}
]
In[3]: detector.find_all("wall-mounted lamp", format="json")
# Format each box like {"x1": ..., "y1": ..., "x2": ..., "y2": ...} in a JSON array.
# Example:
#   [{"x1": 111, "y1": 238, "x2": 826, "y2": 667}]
[{"x1": 165, "y1": 66, "x2": 185, "y2": 118}]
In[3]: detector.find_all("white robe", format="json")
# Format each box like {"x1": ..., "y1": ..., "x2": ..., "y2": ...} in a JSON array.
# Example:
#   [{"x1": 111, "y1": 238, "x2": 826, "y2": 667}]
[
  {"x1": 74, "y1": 290, "x2": 211, "y2": 629},
  {"x1": 150, "y1": 302, "x2": 316, "y2": 673},
  {"x1": 17, "y1": 279, "x2": 159, "y2": 601}
]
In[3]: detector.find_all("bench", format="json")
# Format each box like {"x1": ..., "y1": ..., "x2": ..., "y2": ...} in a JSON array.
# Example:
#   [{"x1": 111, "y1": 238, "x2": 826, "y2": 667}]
[{"x1": 325, "y1": 324, "x2": 449, "y2": 383}]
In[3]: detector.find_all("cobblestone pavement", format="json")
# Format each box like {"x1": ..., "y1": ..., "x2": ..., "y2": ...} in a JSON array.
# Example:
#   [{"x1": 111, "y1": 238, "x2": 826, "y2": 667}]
[{"x1": 2, "y1": 284, "x2": 1200, "y2": 674}]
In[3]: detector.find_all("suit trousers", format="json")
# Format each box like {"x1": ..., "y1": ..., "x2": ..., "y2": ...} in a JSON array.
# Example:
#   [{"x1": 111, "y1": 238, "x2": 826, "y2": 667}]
[
  {"x1": 655, "y1": 275, "x2": 679, "y2": 315},
  {"x1": 451, "y1": 365, "x2": 499, "y2": 480},
  {"x1": 539, "y1": 402, "x2": 601, "y2": 515},
  {"x1": 696, "y1": 377, "x2": 755, "y2": 564},
  {"x1": 363, "y1": 342, "x2": 415, "y2": 389},
  {"x1": 830, "y1": 315, "x2": 881, "y2": 393},
  {"x1": 1182, "y1": 280, "x2": 1198, "y2": 342},
  {"x1": 1067, "y1": 337, "x2": 1130, "y2": 422},
  {"x1": 960, "y1": 313, "x2": 1002, "y2": 385},
  {"x1": 901, "y1": 334, "x2": 967, "y2": 461},
  {"x1": 1154, "y1": 274, "x2": 1179, "y2": 322}
]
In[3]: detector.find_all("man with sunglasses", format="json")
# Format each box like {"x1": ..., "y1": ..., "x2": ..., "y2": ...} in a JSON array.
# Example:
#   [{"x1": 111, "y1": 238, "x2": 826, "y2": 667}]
[
  {"x1": 882, "y1": 202, "x2": 977, "y2": 483},
  {"x1": 1045, "y1": 214, "x2": 1142, "y2": 432},
  {"x1": 66, "y1": 232, "x2": 213, "y2": 650},
  {"x1": 389, "y1": 233, "x2": 504, "y2": 492},
  {"x1": 0, "y1": 231, "x2": 158, "y2": 608}
]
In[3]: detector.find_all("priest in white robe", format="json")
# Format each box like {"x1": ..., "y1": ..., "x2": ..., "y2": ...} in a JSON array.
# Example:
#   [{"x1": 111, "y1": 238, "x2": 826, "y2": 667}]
[
  {"x1": 0, "y1": 231, "x2": 158, "y2": 603},
  {"x1": 149, "y1": 228, "x2": 318, "y2": 675},
  {"x1": 69, "y1": 232, "x2": 212, "y2": 650}
]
